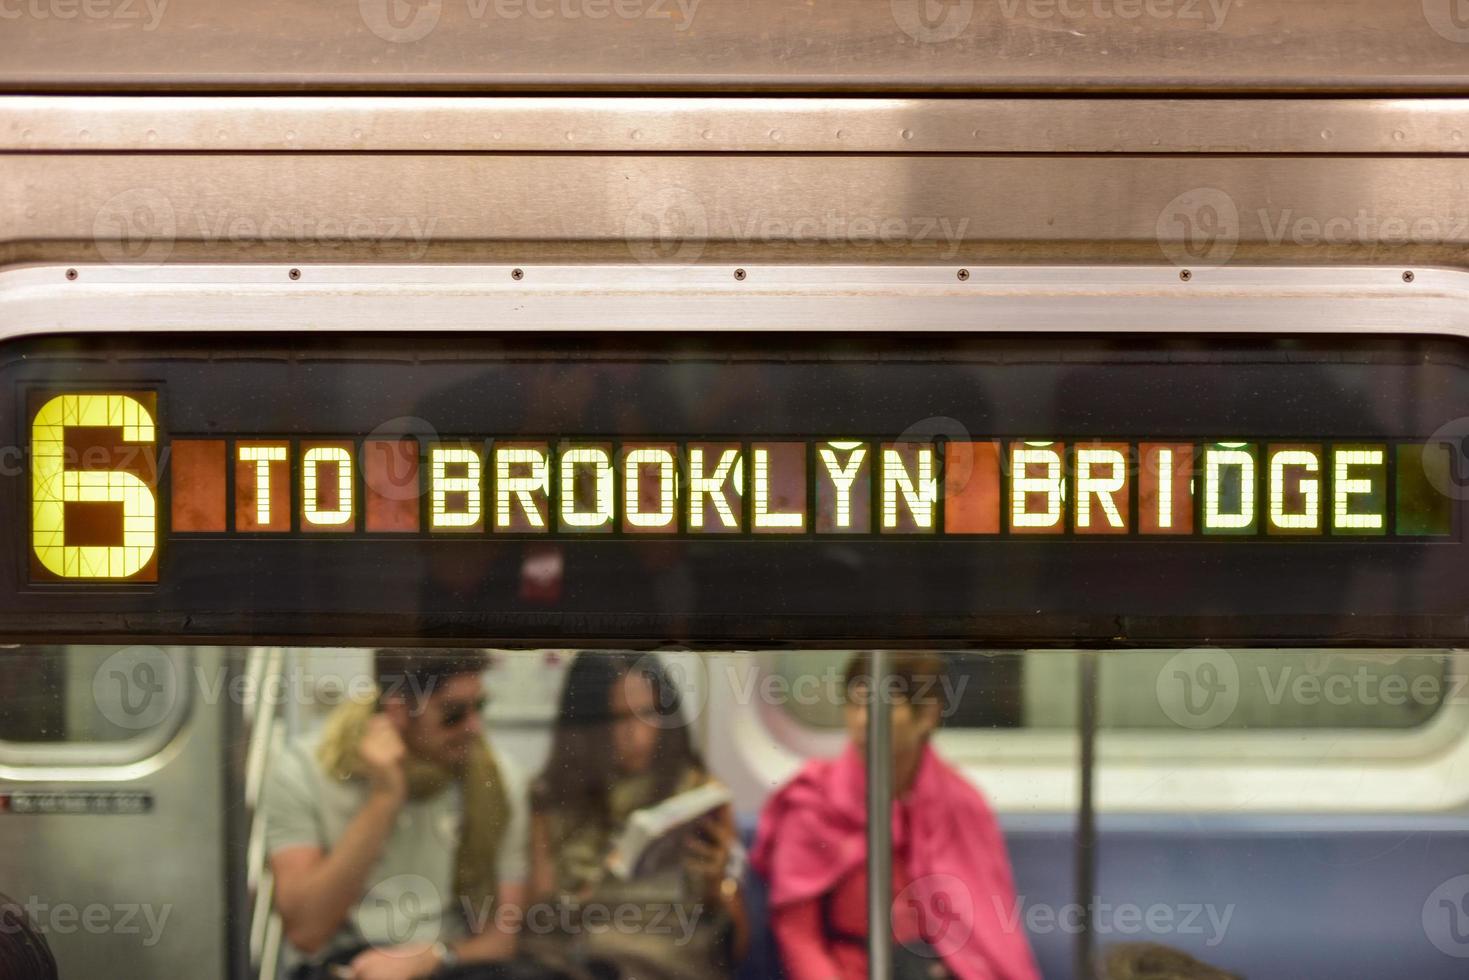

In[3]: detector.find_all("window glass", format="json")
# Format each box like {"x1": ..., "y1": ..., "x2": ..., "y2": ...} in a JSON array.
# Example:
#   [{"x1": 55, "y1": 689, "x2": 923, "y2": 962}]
[
  {"x1": 0, "y1": 644, "x2": 188, "y2": 748},
  {"x1": 767, "y1": 649, "x2": 1453, "y2": 732},
  {"x1": 2, "y1": 644, "x2": 1465, "y2": 980}
]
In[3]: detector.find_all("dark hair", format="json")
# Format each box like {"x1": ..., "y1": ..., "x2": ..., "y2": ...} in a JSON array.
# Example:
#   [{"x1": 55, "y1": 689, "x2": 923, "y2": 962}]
[
  {"x1": 844, "y1": 651, "x2": 951, "y2": 715},
  {"x1": 0, "y1": 894, "x2": 57, "y2": 980},
  {"x1": 374, "y1": 648, "x2": 491, "y2": 706},
  {"x1": 533, "y1": 652, "x2": 703, "y2": 824},
  {"x1": 1101, "y1": 943, "x2": 1242, "y2": 980}
]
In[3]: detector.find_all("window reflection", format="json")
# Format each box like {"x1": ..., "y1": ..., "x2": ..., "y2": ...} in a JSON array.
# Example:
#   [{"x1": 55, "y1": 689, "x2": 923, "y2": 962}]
[{"x1": 0, "y1": 646, "x2": 1465, "y2": 980}]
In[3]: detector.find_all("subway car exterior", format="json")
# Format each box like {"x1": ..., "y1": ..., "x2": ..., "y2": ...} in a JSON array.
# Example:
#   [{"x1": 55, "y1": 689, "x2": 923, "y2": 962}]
[{"x1": 3, "y1": 2, "x2": 1469, "y2": 978}]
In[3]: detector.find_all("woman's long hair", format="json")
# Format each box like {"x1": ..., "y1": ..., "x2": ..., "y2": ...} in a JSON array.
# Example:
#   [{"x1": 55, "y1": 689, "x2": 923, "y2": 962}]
[
  {"x1": 533, "y1": 652, "x2": 703, "y2": 828},
  {"x1": 0, "y1": 894, "x2": 57, "y2": 980}
]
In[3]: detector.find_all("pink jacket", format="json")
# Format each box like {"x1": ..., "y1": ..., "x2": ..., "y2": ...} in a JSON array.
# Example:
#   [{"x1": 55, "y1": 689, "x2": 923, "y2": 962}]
[{"x1": 751, "y1": 744, "x2": 1040, "y2": 980}]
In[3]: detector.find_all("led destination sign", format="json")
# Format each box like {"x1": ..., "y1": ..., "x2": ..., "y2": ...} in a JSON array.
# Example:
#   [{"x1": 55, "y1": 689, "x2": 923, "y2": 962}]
[
  {"x1": 29, "y1": 392, "x2": 1454, "y2": 583},
  {"x1": 8, "y1": 334, "x2": 1469, "y2": 645}
]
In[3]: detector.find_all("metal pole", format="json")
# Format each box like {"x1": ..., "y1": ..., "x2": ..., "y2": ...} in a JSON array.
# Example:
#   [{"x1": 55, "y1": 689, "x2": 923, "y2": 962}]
[
  {"x1": 867, "y1": 648, "x2": 894, "y2": 980},
  {"x1": 1075, "y1": 650, "x2": 1099, "y2": 980}
]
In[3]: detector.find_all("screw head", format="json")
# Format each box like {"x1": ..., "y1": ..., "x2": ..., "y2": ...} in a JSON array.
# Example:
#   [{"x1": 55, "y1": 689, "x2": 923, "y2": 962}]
[
  {"x1": 733, "y1": 268, "x2": 747, "y2": 281},
  {"x1": 956, "y1": 268, "x2": 970, "y2": 281},
  {"x1": 288, "y1": 268, "x2": 301, "y2": 281},
  {"x1": 511, "y1": 268, "x2": 524, "y2": 281},
  {"x1": 1179, "y1": 269, "x2": 1193, "y2": 282},
  {"x1": 1403, "y1": 270, "x2": 1416, "y2": 283},
  {"x1": 65, "y1": 268, "x2": 78, "y2": 281}
]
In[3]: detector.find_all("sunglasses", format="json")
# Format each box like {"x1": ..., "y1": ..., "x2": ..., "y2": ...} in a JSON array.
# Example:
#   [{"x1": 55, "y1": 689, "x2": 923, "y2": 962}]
[{"x1": 439, "y1": 696, "x2": 489, "y2": 728}]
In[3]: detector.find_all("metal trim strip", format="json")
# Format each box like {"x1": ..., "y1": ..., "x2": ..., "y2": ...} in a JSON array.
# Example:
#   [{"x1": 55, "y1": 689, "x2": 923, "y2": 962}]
[
  {"x1": 4, "y1": 96, "x2": 1469, "y2": 154},
  {"x1": 0, "y1": 263, "x2": 1460, "y2": 337}
]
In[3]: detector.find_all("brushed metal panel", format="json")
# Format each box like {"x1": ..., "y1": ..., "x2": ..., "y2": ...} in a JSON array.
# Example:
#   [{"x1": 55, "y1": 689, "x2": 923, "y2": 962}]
[
  {"x1": 1, "y1": 154, "x2": 1466, "y2": 266},
  {"x1": 0, "y1": 653, "x2": 235, "y2": 980},
  {"x1": 5, "y1": 96, "x2": 1469, "y2": 153},
  {"x1": 0, "y1": 0, "x2": 1466, "y2": 93},
  {"x1": 0, "y1": 263, "x2": 1460, "y2": 337}
]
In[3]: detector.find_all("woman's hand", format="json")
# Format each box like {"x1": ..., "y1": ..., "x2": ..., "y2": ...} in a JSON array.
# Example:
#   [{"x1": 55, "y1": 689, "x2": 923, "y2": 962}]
[{"x1": 683, "y1": 805, "x2": 736, "y2": 903}]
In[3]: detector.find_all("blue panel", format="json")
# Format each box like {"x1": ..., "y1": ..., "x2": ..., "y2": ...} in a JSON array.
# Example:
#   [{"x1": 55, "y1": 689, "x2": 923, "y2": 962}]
[
  {"x1": 1006, "y1": 814, "x2": 1469, "y2": 980},
  {"x1": 737, "y1": 813, "x2": 1469, "y2": 979}
]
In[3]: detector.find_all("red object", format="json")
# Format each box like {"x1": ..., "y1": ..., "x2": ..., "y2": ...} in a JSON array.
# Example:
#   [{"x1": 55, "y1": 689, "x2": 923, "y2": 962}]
[
  {"x1": 170, "y1": 440, "x2": 226, "y2": 532},
  {"x1": 364, "y1": 439, "x2": 420, "y2": 532},
  {"x1": 943, "y1": 441, "x2": 1001, "y2": 534},
  {"x1": 769, "y1": 842, "x2": 927, "y2": 980},
  {"x1": 752, "y1": 744, "x2": 1039, "y2": 980},
  {"x1": 518, "y1": 544, "x2": 564, "y2": 603}
]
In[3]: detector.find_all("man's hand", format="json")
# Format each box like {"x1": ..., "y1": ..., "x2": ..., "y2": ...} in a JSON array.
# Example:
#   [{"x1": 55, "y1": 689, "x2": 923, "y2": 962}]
[
  {"x1": 358, "y1": 714, "x2": 408, "y2": 801},
  {"x1": 345, "y1": 943, "x2": 441, "y2": 980}
]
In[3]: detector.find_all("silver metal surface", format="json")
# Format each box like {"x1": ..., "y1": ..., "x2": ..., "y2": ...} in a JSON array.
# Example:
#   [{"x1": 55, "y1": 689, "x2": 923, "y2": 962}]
[
  {"x1": 1075, "y1": 651, "x2": 1099, "y2": 980},
  {"x1": 4, "y1": 150, "x2": 1468, "y2": 268},
  {"x1": 0, "y1": 0, "x2": 1467, "y2": 93},
  {"x1": 6, "y1": 96, "x2": 1469, "y2": 153},
  {"x1": 0, "y1": 649, "x2": 236, "y2": 980},
  {"x1": 866, "y1": 649, "x2": 894, "y2": 980},
  {"x1": 0, "y1": 263, "x2": 1464, "y2": 338}
]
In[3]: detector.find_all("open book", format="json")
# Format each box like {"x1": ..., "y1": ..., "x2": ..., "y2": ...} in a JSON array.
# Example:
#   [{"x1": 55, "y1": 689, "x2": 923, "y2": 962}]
[{"x1": 606, "y1": 782, "x2": 733, "y2": 880}]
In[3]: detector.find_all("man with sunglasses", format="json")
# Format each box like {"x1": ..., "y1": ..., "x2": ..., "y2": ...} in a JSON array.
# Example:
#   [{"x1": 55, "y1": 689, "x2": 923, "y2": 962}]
[{"x1": 265, "y1": 648, "x2": 530, "y2": 980}]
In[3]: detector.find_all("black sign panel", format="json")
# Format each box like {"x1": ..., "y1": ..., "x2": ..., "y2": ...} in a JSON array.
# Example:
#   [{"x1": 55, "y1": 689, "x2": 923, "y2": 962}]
[{"x1": 4, "y1": 333, "x2": 1467, "y2": 646}]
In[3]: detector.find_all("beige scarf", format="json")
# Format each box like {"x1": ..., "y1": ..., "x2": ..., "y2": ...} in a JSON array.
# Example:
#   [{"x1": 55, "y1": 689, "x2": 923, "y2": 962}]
[{"x1": 317, "y1": 697, "x2": 511, "y2": 918}]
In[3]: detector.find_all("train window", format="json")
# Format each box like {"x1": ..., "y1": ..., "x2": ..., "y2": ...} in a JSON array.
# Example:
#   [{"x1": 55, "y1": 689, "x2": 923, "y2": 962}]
[
  {"x1": 736, "y1": 647, "x2": 1469, "y2": 822},
  {"x1": 0, "y1": 645, "x2": 189, "y2": 767},
  {"x1": 4, "y1": 320, "x2": 1469, "y2": 978},
  {"x1": 762, "y1": 648, "x2": 1451, "y2": 732},
  {"x1": 4, "y1": 644, "x2": 1467, "y2": 979},
  {"x1": 1098, "y1": 648, "x2": 1453, "y2": 730},
  {"x1": 759, "y1": 650, "x2": 1026, "y2": 730}
]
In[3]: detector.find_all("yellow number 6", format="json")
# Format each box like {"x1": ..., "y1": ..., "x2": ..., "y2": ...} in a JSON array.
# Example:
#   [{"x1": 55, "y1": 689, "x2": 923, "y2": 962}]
[{"x1": 32, "y1": 394, "x2": 157, "y2": 579}]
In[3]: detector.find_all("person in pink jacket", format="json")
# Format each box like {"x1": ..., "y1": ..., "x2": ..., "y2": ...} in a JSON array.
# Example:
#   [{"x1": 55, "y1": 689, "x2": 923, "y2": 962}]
[{"x1": 752, "y1": 652, "x2": 1040, "y2": 980}]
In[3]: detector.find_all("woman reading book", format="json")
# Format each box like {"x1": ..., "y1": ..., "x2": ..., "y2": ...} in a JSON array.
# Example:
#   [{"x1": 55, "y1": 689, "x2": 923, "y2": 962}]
[
  {"x1": 752, "y1": 652, "x2": 1040, "y2": 980},
  {"x1": 526, "y1": 652, "x2": 748, "y2": 980}
]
